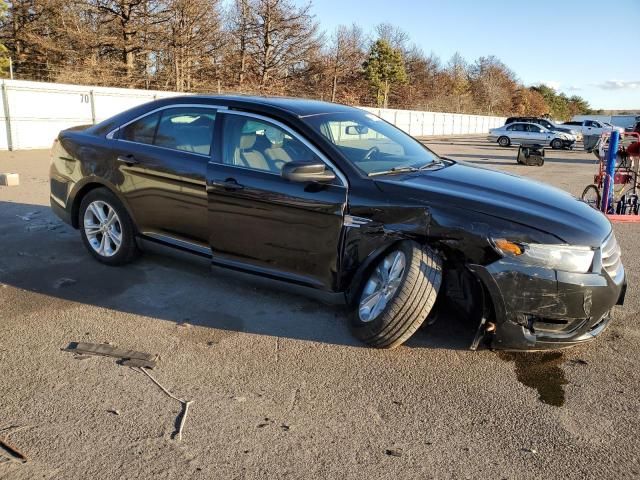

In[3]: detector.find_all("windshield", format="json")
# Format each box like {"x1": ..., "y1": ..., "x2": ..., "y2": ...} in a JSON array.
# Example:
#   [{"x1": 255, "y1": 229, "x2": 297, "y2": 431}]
[{"x1": 303, "y1": 111, "x2": 440, "y2": 176}]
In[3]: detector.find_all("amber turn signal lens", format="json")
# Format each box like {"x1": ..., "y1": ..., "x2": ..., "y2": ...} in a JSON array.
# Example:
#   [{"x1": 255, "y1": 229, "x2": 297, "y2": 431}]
[{"x1": 494, "y1": 239, "x2": 523, "y2": 256}]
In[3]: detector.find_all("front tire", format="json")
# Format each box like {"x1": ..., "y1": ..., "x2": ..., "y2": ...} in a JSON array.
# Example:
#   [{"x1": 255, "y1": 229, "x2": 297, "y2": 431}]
[
  {"x1": 551, "y1": 138, "x2": 563, "y2": 149},
  {"x1": 498, "y1": 136, "x2": 511, "y2": 147},
  {"x1": 79, "y1": 188, "x2": 140, "y2": 266},
  {"x1": 351, "y1": 241, "x2": 442, "y2": 349}
]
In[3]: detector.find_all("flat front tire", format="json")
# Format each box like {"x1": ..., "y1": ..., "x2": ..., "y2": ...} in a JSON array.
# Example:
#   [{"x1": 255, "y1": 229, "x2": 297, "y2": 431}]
[
  {"x1": 351, "y1": 241, "x2": 442, "y2": 349},
  {"x1": 79, "y1": 188, "x2": 140, "y2": 266}
]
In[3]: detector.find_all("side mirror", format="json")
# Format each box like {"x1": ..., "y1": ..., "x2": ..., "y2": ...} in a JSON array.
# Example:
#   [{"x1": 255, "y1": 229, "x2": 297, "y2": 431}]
[{"x1": 281, "y1": 161, "x2": 336, "y2": 183}]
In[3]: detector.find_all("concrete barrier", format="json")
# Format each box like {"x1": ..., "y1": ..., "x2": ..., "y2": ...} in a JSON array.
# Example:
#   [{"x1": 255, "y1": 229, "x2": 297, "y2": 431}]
[{"x1": 0, "y1": 79, "x2": 506, "y2": 150}]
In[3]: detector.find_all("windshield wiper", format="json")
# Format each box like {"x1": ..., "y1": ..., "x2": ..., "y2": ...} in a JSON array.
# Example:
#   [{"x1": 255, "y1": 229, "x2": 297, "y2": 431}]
[
  {"x1": 369, "y1": 166, "x2": 419, "y2": 177},
  {"x1": 418, "y1": 159, "x2": 446, "y2": 170}
]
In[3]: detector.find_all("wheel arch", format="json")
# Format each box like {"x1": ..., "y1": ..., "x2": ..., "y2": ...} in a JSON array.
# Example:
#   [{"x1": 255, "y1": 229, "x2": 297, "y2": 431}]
[
  {"x1": 344, "y1": 236, "x2": 445, "y2": 306},
  {"x1": 69, "y1": 179, "x2": 136, "y2": 230}
]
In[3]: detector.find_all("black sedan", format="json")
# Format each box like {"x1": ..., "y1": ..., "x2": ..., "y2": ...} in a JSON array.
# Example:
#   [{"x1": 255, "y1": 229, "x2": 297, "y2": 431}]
[{"x1": 50, "y1": 96, "x2": 626, "y2": 350}]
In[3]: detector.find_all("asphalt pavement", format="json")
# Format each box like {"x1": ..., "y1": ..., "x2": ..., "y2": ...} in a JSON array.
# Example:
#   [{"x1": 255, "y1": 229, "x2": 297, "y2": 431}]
[{"x1": 1, "y1": 140, "x2": 639, "y2": 479}]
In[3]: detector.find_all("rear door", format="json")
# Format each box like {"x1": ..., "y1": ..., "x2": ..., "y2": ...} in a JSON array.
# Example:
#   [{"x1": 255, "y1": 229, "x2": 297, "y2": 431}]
[
  {"x1": 113, "y1": 105, "x2": 217, "y2": 247},
  {"x1": 206, "y1": 111, "x2": 347, "y2": 290},
  {"x1": 509, "y1": 123, "x2": 528, "y2": 143}
]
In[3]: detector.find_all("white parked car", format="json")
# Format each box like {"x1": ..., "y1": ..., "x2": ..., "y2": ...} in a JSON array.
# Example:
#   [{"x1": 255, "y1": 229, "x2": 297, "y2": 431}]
[
  {"x1": 488, "y1": 122, "x2": 576, "y2": 149},
  {"x1": 562, "y1": 119, "x2": 625, "y2": 136}
]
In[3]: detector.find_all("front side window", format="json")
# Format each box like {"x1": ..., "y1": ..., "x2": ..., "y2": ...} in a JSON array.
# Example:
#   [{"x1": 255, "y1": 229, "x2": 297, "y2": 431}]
[
  {"x1": 222, "y1": 115, "x2": 319, "y2": 174},
  {"x1": 119, "y1": 107, "x2": 216, "y2": 155},
  {"x1": 303, "y1": 111, "x2": 439, "y2": 176}
]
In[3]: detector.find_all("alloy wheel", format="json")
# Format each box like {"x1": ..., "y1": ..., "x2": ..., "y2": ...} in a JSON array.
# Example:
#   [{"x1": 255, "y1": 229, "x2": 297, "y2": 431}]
[
  {"x1": 83, "y1": 200, "x2": 123, "y2": 257},
  {"x1": 358, "y1": 251, "x2": 406, "y2": 322}
]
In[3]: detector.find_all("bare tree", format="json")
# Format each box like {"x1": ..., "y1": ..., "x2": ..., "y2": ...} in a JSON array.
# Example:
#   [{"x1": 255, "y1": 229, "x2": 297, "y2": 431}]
[
  {"x1": 163, "y1": 0, "x2": 222, "y2": 91},
  {"x1": 249, "y1": 0, "x2": 320, "y2": 92},
  {"x1": 373, "y1": 22, "x2": 409, "y2": 54},
  {"x1": 469, "y1": 55, "x2": 515, "y2": 115},
  {"x1": 89, "y1": 0, "x2": 166, "y2": 83},
  {"x1": 328, "y1": 23, "x2": 364, "y2": 102}
]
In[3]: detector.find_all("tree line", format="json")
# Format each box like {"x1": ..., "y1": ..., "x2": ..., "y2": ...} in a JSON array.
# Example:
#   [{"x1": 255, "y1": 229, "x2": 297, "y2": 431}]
[{"x1": 0, "y1": 0, "x2": 596, "y2": 119}]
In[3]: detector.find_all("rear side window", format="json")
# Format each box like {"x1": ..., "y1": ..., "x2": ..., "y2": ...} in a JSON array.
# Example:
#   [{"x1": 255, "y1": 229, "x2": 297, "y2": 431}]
[
  {"x1": 527, "y1": 124, "x2": 542, "y2": 132},
  {"x1": 121, "y1": 112, "x2": 160, "y2": 145},
  {"x1": 119, "y1": 107, "x2": 216, "y2": 155},
  {"x1": 155, "y1": 108, "x2": 216, "y2": 155}
]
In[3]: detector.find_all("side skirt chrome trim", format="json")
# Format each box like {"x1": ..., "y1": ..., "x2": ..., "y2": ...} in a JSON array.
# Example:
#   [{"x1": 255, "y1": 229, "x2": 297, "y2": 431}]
[{"x1": 141, "y1": 232, "x2": 212, "y2": 257}]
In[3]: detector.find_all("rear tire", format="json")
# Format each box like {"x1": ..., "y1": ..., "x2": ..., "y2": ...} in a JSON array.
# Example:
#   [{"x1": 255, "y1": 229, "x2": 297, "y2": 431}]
[
  {"x1": 351, "y1": 241, "x2": 442, "y2": 349},
  {"x1": 498, "y1": 136, "x2": 511, "y2": 147},
  {"x1": 79, "y1": 188, "x2": 140, "y2": 266}
]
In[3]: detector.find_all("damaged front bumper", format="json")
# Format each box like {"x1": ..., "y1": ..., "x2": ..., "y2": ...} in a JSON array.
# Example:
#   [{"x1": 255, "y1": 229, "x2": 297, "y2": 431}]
[{"x1": 469, "y1": 258, "x2": 626, "y2": 351}]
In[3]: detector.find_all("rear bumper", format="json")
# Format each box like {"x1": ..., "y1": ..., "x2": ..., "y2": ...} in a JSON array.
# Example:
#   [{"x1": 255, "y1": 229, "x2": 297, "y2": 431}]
[
  {"x1": 470, "y1": 259, "x2": 625, "y2": 351},
  {"x1": 50, "y1": 194, "x2": 72, "y2": 226}
]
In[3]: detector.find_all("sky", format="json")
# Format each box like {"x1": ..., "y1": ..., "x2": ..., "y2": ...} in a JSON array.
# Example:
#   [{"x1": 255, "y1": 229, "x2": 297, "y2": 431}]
[{"x1": 299, "y1": 0, "x2": 640, "y2": 110}]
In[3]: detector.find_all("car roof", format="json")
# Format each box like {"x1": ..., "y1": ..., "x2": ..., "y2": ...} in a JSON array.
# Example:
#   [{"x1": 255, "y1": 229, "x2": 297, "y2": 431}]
[
  {"x1": 506, "y1": 122, "x2": 544, "y2": 127},
  {"x1": 166, "y1": 94, "x2": 358, "y2": 118}
]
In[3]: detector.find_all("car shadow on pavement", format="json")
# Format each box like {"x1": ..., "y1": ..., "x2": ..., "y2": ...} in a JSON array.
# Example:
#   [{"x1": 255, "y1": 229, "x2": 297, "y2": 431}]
[{"x1": 0, "y1": 201, "x2": 474, "y2": 351}]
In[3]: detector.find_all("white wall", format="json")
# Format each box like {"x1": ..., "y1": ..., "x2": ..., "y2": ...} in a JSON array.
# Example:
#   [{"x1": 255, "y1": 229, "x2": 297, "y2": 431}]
[{"x1": 0, "y1": 79, "x2": 506, "y2": 150}]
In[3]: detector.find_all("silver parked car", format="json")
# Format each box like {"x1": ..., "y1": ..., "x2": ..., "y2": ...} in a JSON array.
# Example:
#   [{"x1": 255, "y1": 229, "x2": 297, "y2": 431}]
[{"x1": 489, "y1": 122, "x2": 575, "y2": 149}]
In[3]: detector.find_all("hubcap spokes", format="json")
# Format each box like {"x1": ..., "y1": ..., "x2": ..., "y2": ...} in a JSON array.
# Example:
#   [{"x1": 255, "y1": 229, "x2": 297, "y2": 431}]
[
  {"x1": 358, "y1": 251, "x2": 406, "y2": 323},
  {"x1": 84, "y1": 201, "x2": 122, "y2": 257}
]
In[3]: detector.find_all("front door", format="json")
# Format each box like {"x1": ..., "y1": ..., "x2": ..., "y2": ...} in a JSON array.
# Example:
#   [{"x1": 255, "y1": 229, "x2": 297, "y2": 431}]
[
  {"x1": 113, "y1": 106, "x2": 217, "y2": 246},
  {"x1": 525, "y1": 124, "x2": 550, "y2": 144},
  {"x1": 207, "y1": 112, "x2": 347, "y2": 290}
]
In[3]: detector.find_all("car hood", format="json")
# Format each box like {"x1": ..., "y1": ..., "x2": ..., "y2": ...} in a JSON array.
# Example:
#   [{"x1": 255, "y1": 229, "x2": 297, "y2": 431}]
[{"x1": 375, "y1": 161, "x2": 611, "y2": 247}]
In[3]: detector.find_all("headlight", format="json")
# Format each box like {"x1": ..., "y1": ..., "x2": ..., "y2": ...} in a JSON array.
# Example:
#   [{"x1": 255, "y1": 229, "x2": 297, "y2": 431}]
[{"x1": 493, "y1": 239, "x2": 594, "y2": 273}]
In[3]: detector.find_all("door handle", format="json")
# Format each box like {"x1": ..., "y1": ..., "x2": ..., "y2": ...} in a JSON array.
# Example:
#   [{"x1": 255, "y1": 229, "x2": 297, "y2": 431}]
[
  {"x1": 117, "y1": 154, "x2": 139, "y2": 166},
  {"x1": 209, "y1": 178, "x2": 244, "y2": 191}
]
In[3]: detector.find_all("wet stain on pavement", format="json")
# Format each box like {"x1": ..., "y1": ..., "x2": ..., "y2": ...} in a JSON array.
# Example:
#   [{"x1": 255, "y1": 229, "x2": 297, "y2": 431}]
[{"x1": 498, "y1": 351, "x2": 568, "y2": 407}]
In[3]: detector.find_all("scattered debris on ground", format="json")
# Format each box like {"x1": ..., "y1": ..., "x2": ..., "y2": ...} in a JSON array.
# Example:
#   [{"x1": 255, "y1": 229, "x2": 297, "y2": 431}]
[
  {"x1": 570, "y1": 359, "x2": 589, "y2": 366},
  {"x1": 15, "y1": 210, "x2": 38, "y2": 221},
  {"x1": 137, "y1": 367, "x2": 193, "y2": 442},
  {"x1": 63, "y1": 342, "x2": 193, "y2": 441},
  {"x1": 0, "y1": 173, "x2": 20, "y2": 187},
  {"x1": 385, "y1": 448, "x2": 402, "y2": 457},
  {"x1": 64, "y1": 342, "x2": 158, "y2": 369},
  {"x1": 0, "y1": 438, "x2": 27, "y2": 464}
]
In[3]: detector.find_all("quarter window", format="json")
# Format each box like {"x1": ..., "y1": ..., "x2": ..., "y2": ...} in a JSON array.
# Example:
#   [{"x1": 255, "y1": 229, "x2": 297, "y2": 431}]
[
  {"x1": 121, "y1": 112, "x2": 160, "y2": 145},
  {"x1": 222, "y1": 115, "x2": 319, "y2": 174}
]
